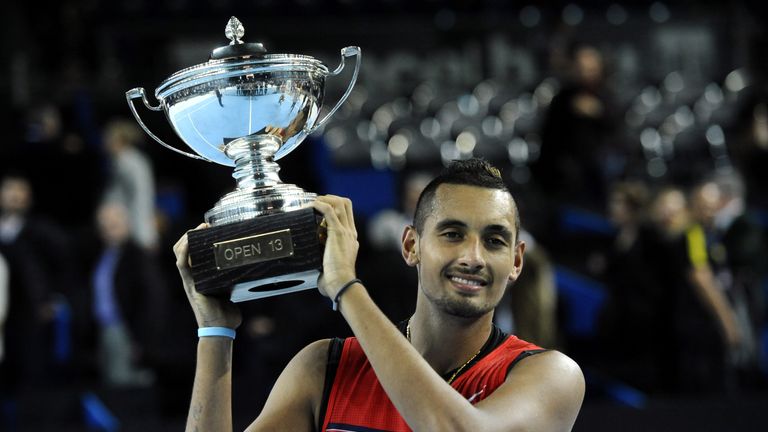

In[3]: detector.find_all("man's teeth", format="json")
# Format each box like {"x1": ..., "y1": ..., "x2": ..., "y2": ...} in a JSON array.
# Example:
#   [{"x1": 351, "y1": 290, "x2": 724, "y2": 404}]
[{"x1": 451, "y1": 276, "x2": 482, "y2": 286}]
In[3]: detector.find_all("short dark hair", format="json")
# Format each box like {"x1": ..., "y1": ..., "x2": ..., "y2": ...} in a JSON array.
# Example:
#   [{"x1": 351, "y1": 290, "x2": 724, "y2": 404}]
[
  {"x1": 0, "y1": 169, "x2": 31, "y2": 185},
  {"x1": 610, "y1": 181, "x2": 650, "y2": 213},
  {"x1": 412, "y1": 158, "x2": 520, "y2": 240}
]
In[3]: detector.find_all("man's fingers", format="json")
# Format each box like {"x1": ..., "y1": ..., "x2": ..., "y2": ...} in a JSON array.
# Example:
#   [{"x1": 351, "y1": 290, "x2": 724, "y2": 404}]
[
  {"x1": 310, "y1": 199, "x2": 342, "y2": 228},
  {"x1": 342, "y1": 197, "x2": 356, "y2": 237},
  {"x1": 174, "y1": 223, "x2": 208, "y2": 265},
  {"x1": 314, "y1": 195, "x2": 354, "y2": 228}
]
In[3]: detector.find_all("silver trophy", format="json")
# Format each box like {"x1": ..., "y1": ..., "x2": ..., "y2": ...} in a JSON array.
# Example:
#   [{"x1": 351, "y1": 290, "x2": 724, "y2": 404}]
[{"x1": 126, "y1": 16, "x2": 361, "y2": 302}]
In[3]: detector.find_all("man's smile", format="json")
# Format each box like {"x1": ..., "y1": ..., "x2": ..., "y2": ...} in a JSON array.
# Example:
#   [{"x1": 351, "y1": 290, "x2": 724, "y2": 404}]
[{"x1": 445, "y1": 271, "x2": 489, "y2": 293}]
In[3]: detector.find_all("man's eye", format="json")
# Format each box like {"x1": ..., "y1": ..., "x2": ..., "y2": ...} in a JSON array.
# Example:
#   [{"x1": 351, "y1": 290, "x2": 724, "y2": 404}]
[
  {"x1": 487, "y1": 238, "x2": 507, "y2": 247},
  {"x1": 442, "y1": 231, "x2": 462, "y2": 239}
]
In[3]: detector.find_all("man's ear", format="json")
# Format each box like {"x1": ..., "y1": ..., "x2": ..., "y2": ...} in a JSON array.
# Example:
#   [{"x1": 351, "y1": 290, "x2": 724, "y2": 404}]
[
  {"x1": 401, "y1": 225, "x2": 420, "y2": 267},
  {"x1": 508, "y1": 240, "x2": 526, "y2": 282}
]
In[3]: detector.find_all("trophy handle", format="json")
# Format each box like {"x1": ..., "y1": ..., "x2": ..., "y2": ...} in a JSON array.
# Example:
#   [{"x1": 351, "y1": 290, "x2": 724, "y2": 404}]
[
  {"x1": 126, "y1": 87, "x2": 209, "y2": 162},
  {"x1": 306, "y1": 46, "x2": 362, "y2": 134}
]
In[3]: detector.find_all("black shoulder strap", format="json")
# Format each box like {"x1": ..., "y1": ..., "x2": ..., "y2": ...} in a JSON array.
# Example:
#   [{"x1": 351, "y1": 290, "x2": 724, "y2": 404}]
[
  {"x1": 317, "y1": 337, "x2": 345, "y2": 432},
  {"x1": 504, "y1": 349, "x2": 549, "y2": 377}
]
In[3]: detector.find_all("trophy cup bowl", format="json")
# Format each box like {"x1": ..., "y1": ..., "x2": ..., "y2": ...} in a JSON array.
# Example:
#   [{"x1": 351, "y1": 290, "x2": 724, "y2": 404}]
[{"x1": 126, "y1": 17, "x2": 361, "y2": 302}]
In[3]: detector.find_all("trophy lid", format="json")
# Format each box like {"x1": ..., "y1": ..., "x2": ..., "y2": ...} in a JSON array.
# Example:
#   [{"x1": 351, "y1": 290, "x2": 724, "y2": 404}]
[
  {"x1": 209, "y1": 16, "x2": 267, "y2": 60},
  {"x1": 155, "y1": 16, "x2": 329, "y2": 101}
]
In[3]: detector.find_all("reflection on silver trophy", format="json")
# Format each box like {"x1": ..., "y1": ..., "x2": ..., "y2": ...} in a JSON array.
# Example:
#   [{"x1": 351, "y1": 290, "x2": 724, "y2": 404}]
[{"x1": 126, "y1": 16, "x2": 361, "y2": 301}]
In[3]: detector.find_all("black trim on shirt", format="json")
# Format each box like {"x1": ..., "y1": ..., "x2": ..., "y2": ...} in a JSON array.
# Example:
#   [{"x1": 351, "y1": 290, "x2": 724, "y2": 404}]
[
  {"x1": 325, "y1": 423, "x2": 393, "y2": 432},
  {"x1": 396, "y1": 320, "x2": 510, "y2": 383},
  {"x1": 504, "y1": 349, "x2": 548, "y2": 377},
  {"x1": 440, "y1": 324, "x2": 507, "y2": 382},
  {"x1": 318, "y1": 337, "x2": 345, "y2": 432}
]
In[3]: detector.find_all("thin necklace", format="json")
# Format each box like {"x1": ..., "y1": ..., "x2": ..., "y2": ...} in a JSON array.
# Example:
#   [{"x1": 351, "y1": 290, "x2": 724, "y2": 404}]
[{"x1": 406, "y1": 319, "x2": 483, "y2": 385}]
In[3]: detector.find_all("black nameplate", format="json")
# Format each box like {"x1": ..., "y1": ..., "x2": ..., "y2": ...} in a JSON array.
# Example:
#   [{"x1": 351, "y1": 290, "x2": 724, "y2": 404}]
[
  {"x1": 188, "y1": 208, "x2": 323, "y2": 297},
  {"x1": 213, "y1": 229, "x2": 294, "y2": 270}
]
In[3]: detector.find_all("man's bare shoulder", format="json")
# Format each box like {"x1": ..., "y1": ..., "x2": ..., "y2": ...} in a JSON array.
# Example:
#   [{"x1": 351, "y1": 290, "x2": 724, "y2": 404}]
[
  {"x1": 519, "y1": 349, "x2": 581, "y2": 374},
  {"x1": 476, "y1": 350, "x2": 584, "y2": 430},
  {"x1": 289, "y1": 339, "x2": 333, "y2": 380},
  {"x1": 503, "y1": 350, "x2": 584, "y2": 414},
  {"x1": 509, "y1": 349, "x2": 584, "y2": 388},
  {"x1": 245, "y1": 339, "x2": 334, "y2": 431}
]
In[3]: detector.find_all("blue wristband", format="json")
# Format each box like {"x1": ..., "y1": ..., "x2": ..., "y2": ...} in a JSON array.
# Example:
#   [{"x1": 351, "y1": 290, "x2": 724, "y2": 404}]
[{"x1": 197, "y1": 327, "x2": 236, "y2": 340}]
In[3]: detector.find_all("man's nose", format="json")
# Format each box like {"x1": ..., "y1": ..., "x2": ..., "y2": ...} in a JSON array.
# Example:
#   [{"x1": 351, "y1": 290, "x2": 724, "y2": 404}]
[{"x1": 457, "y1": 236, "x2": 485, "y2": 270}]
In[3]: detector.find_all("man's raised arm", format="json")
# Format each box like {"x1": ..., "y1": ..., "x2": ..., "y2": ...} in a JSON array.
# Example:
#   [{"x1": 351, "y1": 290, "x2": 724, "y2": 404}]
[
  {"x1": 174, "y1": 225, "x2": 242, "y2": 432},
  {"x1": 175, "y1": 225, "x2": 321, "y2": 432}
]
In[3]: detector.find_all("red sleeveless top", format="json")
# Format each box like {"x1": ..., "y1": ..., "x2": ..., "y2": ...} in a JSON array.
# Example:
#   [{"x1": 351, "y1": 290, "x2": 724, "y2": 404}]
[{"x1": 320, "y1": 331, "x2": 543, "y2": 432}]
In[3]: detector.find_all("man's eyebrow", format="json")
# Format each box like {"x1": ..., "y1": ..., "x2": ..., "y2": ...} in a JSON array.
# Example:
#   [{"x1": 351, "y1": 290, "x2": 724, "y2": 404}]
[
  {"x1": 434, "y1": 219, "x2": 467, "y2": 231},
  {"x1": 484, "y1": 224, "x2": 513, "y2": 242}
]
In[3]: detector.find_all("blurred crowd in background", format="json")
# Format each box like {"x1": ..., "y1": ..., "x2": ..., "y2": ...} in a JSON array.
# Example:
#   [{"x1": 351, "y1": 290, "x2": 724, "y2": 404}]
[{"x1": 0, "y1": 1, "x2": 767, "y2": 430}]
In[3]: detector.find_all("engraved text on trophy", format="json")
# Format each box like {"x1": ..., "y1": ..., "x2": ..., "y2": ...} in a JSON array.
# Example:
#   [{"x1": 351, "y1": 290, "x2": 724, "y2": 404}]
[{"x1": 213, "y1": 229, "x2": 294, "y2": 270}]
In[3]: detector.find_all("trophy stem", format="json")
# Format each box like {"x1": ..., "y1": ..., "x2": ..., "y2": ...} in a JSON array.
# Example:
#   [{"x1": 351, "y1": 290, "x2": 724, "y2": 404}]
[
  {"x1": 226, "y1": 135, "x2": 283, "y2": 190},
  {"x1": 205, "y1": 134, "x2": 316, "y2": 226}
]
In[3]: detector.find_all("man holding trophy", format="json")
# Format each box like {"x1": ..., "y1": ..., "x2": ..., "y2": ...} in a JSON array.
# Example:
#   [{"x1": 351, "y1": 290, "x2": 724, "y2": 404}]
[{"x1": 130, "y1": 17, "x2": 584, "y2": 432}]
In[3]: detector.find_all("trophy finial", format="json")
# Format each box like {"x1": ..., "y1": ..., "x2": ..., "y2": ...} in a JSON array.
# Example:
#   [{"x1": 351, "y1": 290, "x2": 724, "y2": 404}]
[
  {"x1": 210, "y1": 16, "x2": 266, "y2": 59},
  {"x1": 225, "y1": 16, "x2": 245, "y2": 45}
]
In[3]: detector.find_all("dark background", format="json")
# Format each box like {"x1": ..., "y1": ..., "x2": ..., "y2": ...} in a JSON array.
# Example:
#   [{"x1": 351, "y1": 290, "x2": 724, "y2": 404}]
[{"x1": 1, "y1": 1, "x2": 767, "y2": 430}]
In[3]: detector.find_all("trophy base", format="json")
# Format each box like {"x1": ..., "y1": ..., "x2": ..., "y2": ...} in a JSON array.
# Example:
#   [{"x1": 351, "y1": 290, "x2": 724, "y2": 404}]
[
  {"x1": 230, "y1": 269, "x2": 320, "y2": 302},
  {"x1": 187, "y1": 208, "x2": 324, "y2": 302}
]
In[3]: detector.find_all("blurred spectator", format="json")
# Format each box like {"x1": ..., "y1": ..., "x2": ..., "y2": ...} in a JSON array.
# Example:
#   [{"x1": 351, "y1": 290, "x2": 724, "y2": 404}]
[
  {"x1": 534, "y1": 43, "x2": 619, "y2": 210},
  {"x1": 0, "y1": 173, "x2": 72, "y2": 401},
  {"x1": 102, "y1": 119, "x2": 158, "y2": 251},
  {"x1": 496, "y1": 230, "x2": 559, "y2": 349},
  {"x1": 0, "y1": 253, "x2": 7, "y2": 364},
  {"x1": 643, "y1": 185, "x2": 690, "y2": 392},
  {"x1": 649, "y1": 186, "x2": 691, "y2": 240},
  {"x1": 359, "y1": 171, "x2": 433, "y2": 320},
  {"x1": 732, "y1": 100, "x2": 768, "y2": 209},
  {"x1": 367, "y1": 171, "x2": 433, "y2": 251},
  {"x1": 597, "y1": 181, "x2": 674, "y2": 392},
  {"x1": 20, "y1": 103, "x2": 104, "y2": 229},
  {"x1": 76, "y1": 201, "x2": 164, "y2": 388},
  {"x1": 709, "y1": 171, "x2": 766, "y2": 383},
  {"x1": 0, "y1": 252, "x2": 8, "y2": 431},
  {"x1": 680, "y1": 179, "x2": 744, "y2": 392}
]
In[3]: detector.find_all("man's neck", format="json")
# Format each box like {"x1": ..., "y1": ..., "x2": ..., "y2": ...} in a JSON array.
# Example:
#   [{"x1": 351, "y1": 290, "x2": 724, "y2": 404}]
[
  {"x1": 408, "y1": 299, "x2": 494, "y2": 375},
  {"x1": 0, "y1": 213, "x2": 25, "y2": 244},
  {"x1": 715, "y1": 198, "x2": 744, "y2": 232}
]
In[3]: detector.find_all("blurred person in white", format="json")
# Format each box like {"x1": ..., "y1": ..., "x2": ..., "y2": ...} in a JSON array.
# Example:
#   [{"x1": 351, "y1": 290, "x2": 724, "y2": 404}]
[{"x1": 102, "y1": 119, "x2": 158, "y2": 251}]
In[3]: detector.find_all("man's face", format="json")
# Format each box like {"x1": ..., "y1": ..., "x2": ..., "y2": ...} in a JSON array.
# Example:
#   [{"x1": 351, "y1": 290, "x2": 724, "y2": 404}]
[
  {"x1": 0, "y1": 177, "x2": 32, "y2": 214},
  {"x1": 690, "y1": 183, "x2": 721, "y2": 228},
  {"x1": 97, "y1": 203, "x2": 130, "y2": 245},
  {"x1": 403, "y1": 184, "x2": 524, "y2": 318},
  {"x1": 575, "y1": 47, "x2": 603, "y2": 86},
  {"x1": 608, "y1": 191, "x2": 631, "y2": 226},
  {"x1": 651, "y1": 189, "x2": 688, "y2": 234}
]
